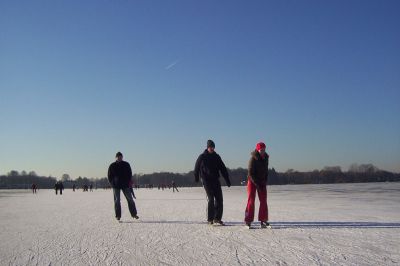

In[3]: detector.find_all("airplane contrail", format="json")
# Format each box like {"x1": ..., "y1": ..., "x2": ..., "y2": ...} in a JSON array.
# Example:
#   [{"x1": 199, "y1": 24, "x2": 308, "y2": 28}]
[{"x1": 165, "y1": 60, "x2": 179, "y2": 70}]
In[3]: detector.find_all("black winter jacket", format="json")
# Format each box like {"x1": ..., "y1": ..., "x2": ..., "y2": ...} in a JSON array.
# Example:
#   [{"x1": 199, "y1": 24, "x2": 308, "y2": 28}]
[
  {"x1": 194, "y1": 150, "x2": 231, "y2": 186},
  {"x1": 108, "y1": 160, "x2": 132, "y2": 189},
  {"x1": 248, "y1": 150, "x2": 269, "y2": 187}
]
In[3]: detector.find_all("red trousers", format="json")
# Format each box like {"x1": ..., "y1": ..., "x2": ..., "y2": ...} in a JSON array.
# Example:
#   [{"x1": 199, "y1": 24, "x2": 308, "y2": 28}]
[{"x1": 244, "y1": 179, "x2": 268, "y2": 223}]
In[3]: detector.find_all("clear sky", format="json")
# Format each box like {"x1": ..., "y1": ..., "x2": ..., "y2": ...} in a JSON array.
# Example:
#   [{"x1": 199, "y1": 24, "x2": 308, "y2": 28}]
[{"x1": 1, "y1": 0, "x2": 399, "y2": 179}]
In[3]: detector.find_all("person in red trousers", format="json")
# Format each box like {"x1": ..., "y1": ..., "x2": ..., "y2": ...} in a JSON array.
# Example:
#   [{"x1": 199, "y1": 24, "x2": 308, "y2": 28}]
[{"x1": 244, "y1": 142, "x2": 270, "y2": 228}]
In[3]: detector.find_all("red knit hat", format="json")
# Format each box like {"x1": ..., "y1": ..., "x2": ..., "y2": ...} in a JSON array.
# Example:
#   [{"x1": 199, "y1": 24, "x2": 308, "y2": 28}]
[{"x1": 256, "y1": 142, "x2": 266, "y2": 151}]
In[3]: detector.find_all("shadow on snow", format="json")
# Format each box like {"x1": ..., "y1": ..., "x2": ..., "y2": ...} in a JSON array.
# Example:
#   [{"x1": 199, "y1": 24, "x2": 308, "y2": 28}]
[
  {"x1": 119, "y1": 220, "x2": 400, "y2": 228},
  {"x1": 227, "y1": 221, "x2": 400, "y2": 229}
]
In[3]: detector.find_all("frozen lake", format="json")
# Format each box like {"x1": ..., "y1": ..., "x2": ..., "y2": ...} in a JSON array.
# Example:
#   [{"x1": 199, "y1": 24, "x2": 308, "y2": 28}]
[{"x1": 0, "y1": 182, "x2": 399, "y2": 265}]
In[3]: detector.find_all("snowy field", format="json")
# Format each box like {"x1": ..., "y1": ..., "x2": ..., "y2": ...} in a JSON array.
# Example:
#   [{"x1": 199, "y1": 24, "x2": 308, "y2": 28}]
[{"x1": 0, "y1": 182, "x2": 399, "y2": 266}]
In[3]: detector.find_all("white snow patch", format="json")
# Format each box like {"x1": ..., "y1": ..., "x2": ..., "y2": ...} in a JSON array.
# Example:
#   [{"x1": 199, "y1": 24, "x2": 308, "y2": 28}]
[{"x1": 0, "y1": 182, "x2": 399, "y2": 265}]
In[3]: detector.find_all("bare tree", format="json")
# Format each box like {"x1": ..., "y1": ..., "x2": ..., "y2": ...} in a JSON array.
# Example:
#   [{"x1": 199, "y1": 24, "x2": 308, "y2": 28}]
[
  {"x1": 322, "y1": 166, "x2": 342, "y2": 173},
  {"x1": 8, "y1": 170, "x2": 19, "y2": 176},
  {"x1": 28, "y1": 171, "x2": 37, "y2": 176},
  {"x1": 349, "y1": 163, "x2": 379, "y2": 173},
  {"x1": 61, "y1": 174, "x2": 71, "y2": 182}
]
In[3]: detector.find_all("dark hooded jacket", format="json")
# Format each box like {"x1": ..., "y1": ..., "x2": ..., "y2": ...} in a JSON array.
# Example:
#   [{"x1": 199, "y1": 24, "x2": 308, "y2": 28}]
[
  {"x1": 108, "y1": 160, "x2": 132, "y2": 189},
  {"x1": 248, "y1": 150, "x2": 269, "y2": 187},
  {"x1": 54, "y1": 182, "x2": 64, "y2": 190},
  {"x1": 194, "y1": 150, "x2": 231, "y2": 186}
]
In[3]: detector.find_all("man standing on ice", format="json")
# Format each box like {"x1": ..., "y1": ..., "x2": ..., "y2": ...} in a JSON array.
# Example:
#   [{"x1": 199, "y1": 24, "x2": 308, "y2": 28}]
[
  {"x1": 244, "y1": 142, "x2": 270, "y2": 229},
  {"x1": 194, "y1": 140, "x2": 231, "y2": 225},
  {"x1": 108, "y1": 152, "x2": 139, "y2": 221},
  {"x1": 172, "y1": 180, "x2": 179, "y2": 192},
  {"x1": 31, "y1": 183, "x2": 37, "y2": 194}
]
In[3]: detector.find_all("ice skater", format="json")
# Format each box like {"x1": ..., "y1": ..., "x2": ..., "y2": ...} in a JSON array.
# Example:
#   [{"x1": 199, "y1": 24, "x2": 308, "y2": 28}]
[
  {"x1": 172, "y1": 180, "x2": 179, "y2": 193},
  {"x1": 108, "y1": 152, "x2": 139, "y2": 221},
  {"x1": 58, "y1": 181, "x2": 64, "y2": 195},
  {"x1": 31, "y1": 183, "x2": 37, "y2": 194},
  {"x1": 194, "y1": 140, "x2": 231, "y2": 225},
  {"x1": 244, "y1": 142, "x2": 270, "y2": 229},
  {"x1": 54, "y1": 181, "x2": 64, "y2": 195}
]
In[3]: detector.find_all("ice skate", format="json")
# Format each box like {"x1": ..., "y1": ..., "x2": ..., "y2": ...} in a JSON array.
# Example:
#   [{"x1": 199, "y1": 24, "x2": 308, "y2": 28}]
[
  {"x1": 261, "y1": 221, "x2": 271, "y2": 229},
  {"x1": 213, "y1": 220, "x2": 225, "y2": 226}
]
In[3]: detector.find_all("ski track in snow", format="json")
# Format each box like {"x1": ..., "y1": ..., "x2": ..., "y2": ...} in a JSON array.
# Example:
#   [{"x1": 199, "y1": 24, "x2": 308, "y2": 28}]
[{"x1": 0, "y1": 182, "x2": 399, "y2": 265}]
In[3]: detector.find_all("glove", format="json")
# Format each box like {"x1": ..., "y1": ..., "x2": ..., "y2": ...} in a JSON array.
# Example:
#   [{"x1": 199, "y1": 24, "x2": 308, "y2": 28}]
[
  {"x1": 226, "y1": 180, "x2": 231, "y2": 187},
  {"x1": 249, "y1": 177, "x2": 259, "y2": 189}
]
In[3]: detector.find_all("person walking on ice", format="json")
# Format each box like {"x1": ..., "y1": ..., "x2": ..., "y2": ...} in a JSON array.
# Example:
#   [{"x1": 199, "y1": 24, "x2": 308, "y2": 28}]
[
  {"x1": 108, "y1": 152, "x2": 139, "y2": 221},
  {"x1": 244, "y1": 142, "x2": 271, "y2": 229},
  {"x1": 194, "y1": 140, "x2": 231, "y2": 226},
  {"x1": 54, "y1": 181, "x2": 64, "y2": 195},
  {"x1": 172, "y1": 180, "x2": 179, "y2": 193},
  {"x1": 31, "y1": 183, "x2": 37, "y2": 194}
]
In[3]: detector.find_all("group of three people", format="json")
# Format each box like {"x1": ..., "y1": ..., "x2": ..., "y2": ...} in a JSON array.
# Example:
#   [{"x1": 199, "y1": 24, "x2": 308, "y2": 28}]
[{"x1": 107, "y1": 140, "x2": 269, "y2": 228}]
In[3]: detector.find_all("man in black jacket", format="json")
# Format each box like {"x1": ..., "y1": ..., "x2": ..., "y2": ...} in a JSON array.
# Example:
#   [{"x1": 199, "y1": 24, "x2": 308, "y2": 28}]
[
  {"x1": 108, "y1": 152, "x2": 139, "y2": 221},
  {"x1": 194, "y1": 140, "x2": 231, "y2": 225}
]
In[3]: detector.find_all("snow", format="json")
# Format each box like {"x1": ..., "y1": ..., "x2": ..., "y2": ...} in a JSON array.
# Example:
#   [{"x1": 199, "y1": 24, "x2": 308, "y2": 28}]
[{"x1": 0, "y1": 182, "x2": 399, "y2": 265}]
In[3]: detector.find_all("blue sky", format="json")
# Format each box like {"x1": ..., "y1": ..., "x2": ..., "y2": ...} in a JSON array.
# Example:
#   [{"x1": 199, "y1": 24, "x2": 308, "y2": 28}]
[{"x1": 1, "y1": 0, "x2": 399, "y2": 179}]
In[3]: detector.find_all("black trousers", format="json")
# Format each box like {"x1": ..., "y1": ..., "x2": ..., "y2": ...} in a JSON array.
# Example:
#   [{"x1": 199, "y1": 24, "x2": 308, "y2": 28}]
[
  {"x1": 202, "y1": 179, "x2": 223, "y2": 222},
  {"x1": 113, "y1": 188, "x2": 137, "y2": 218}
]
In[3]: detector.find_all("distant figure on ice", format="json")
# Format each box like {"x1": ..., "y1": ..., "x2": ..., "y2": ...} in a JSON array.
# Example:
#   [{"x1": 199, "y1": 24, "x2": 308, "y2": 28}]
[
  {"x1": 244, "y1": 142, "x2": 270, "y2": 229},
  {"x1": 59, "y1": 181, "x2": 64, "y2": 195},
  {"x1": 172, "y1": 180, "x2": 179, "y2": 193},
  {"x1": 194, "y1": 140, "x2": 231, "y2": 225},
  {"x1": 55, "y1": 181, "x2": 64, "y2": 195},
  {"x1": 31, "y1": 183, "x2": 37, "y2": 194},
  {"x1": 108, "y1": 152, "x2": 139, "y2": 221},
  {"x1": 89, "y1": 184, "x2": 93, "y2": 192},
  {"x1": 72, "y1": 184, "x2": 76, "y2": 192}
]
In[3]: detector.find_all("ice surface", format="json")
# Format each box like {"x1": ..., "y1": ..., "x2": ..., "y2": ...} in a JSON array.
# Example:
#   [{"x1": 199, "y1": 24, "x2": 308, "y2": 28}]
[{"x1": 0, "y1": 182, "x2": 399, "y2": 265}]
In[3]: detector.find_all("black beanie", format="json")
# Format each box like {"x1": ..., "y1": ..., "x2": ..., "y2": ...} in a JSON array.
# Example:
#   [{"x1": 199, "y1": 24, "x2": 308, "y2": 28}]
[
  {"x1": 207, "y1": 140, "x2": 215, "y2": 148},
  {"x1": 116, "y1": 152, "x2": 123, "y2": 157}
]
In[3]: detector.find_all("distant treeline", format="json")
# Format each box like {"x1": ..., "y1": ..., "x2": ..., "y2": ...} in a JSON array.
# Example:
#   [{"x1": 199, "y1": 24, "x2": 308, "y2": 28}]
[
  {"x1": 1, "y1": 164, "x2": 399, "y2": 189},
  {"x1": 0, "y1": 164, "x2": 400, "y2": 189},
  {"x1": 131, "y1": 164, "x2": 400, "y2": 187},
  {"x1": 0, "y1": 171, "x2": 107, "y2": 189}
]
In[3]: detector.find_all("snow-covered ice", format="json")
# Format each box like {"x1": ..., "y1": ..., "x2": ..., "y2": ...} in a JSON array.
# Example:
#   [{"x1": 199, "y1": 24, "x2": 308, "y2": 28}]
[{"x1": 0, "y1": 182, "x2": 399, "y2": 265}]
